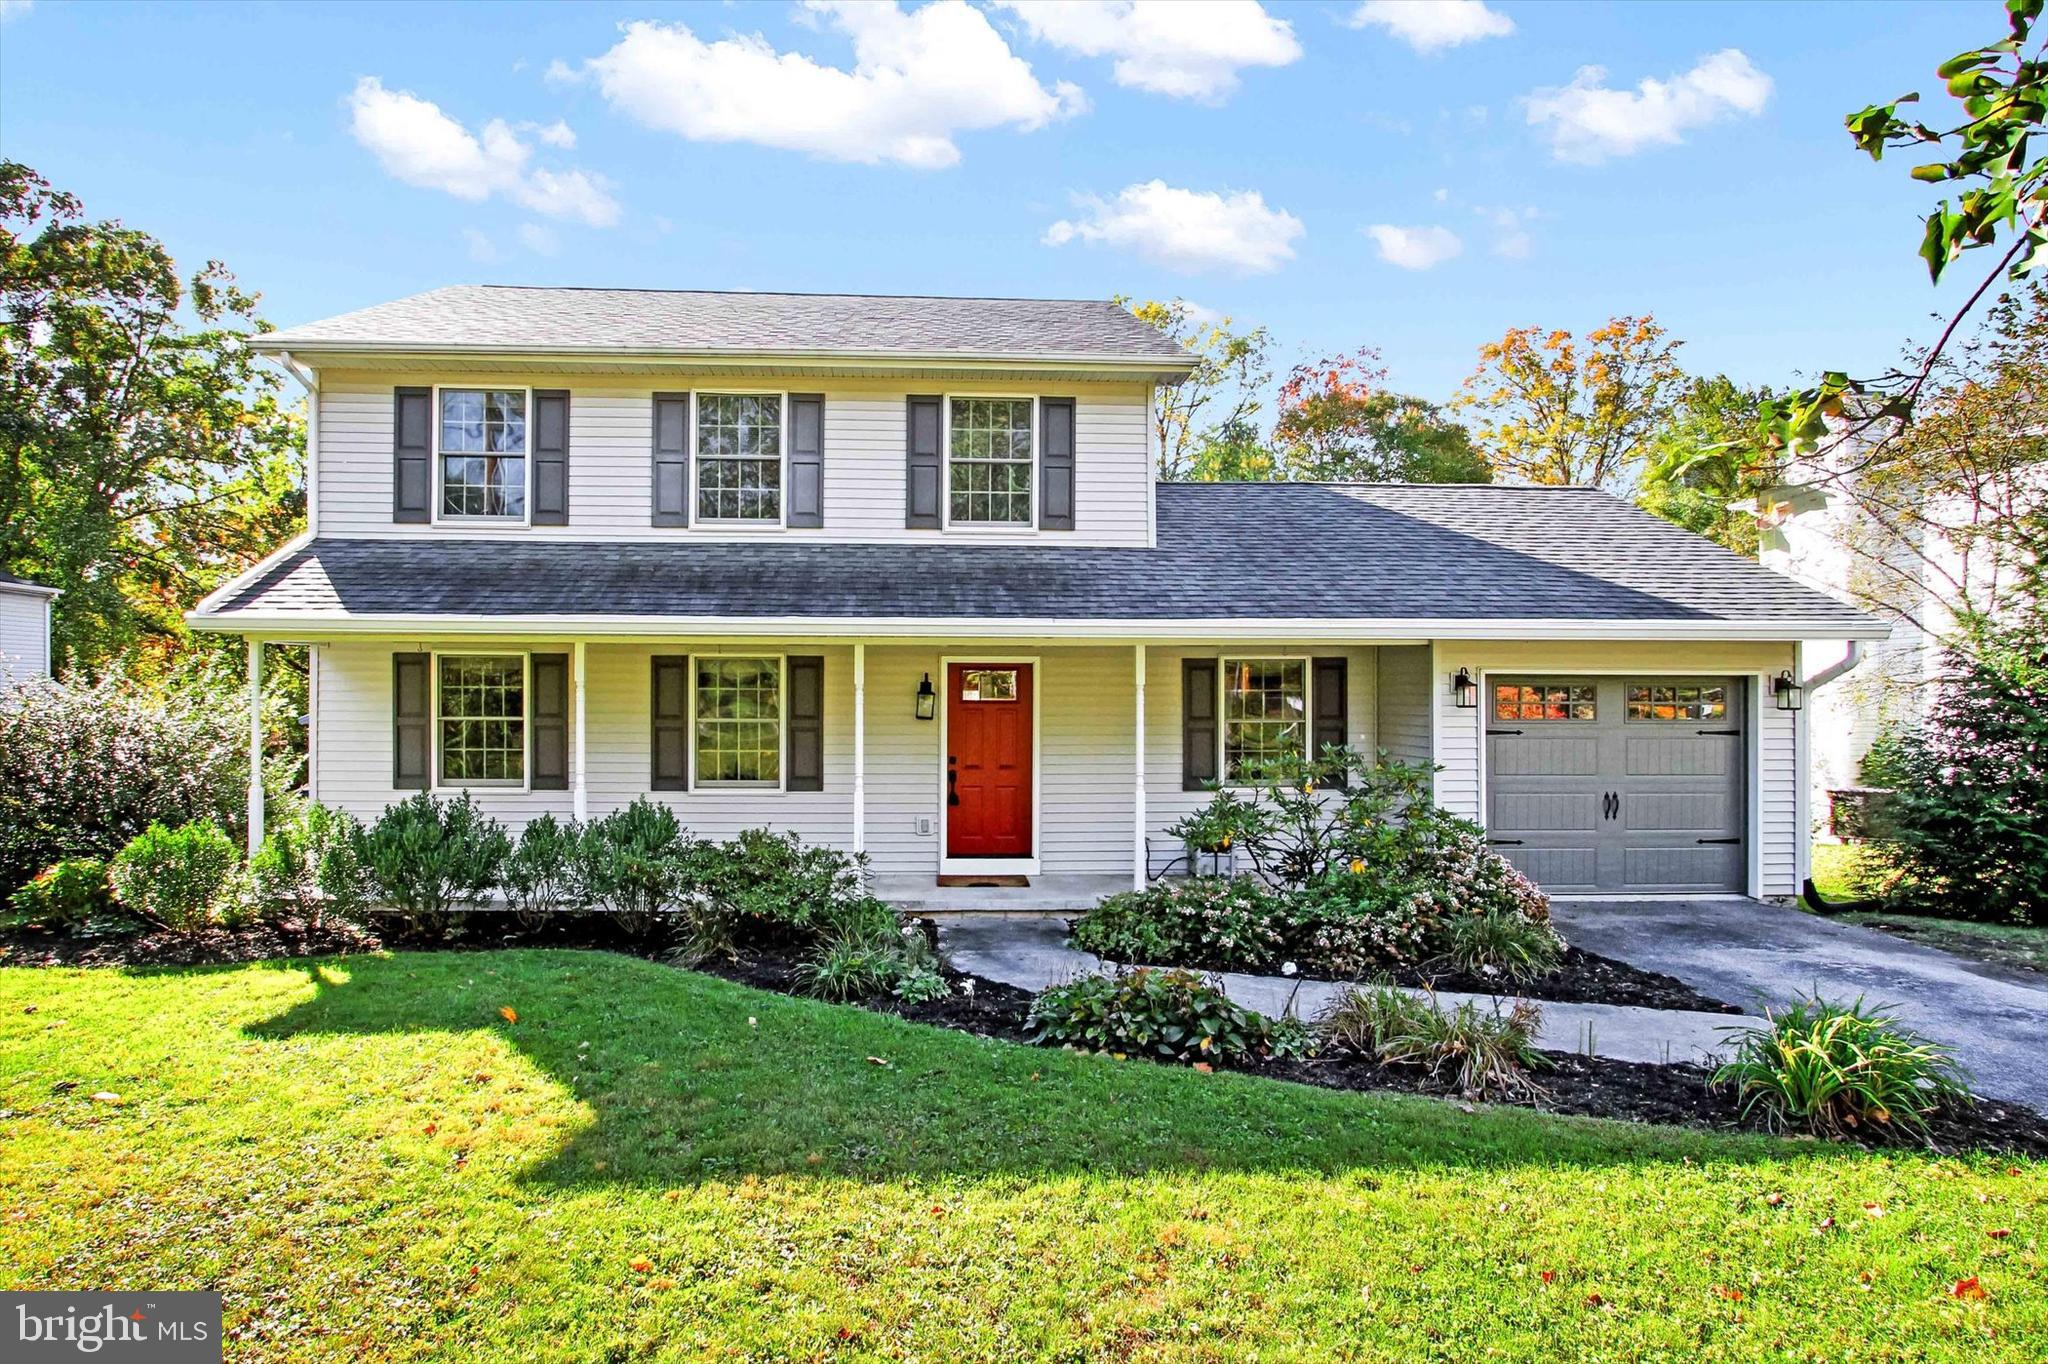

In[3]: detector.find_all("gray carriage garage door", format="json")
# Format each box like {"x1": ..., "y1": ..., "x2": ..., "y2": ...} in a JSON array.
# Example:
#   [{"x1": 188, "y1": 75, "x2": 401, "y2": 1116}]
[{"x1": 1485, "y1": 676, "x2": 1747, "y2": 894}]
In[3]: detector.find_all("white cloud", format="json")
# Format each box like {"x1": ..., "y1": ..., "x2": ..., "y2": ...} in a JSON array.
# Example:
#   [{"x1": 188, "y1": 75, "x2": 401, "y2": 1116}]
[
  {"x1": 995, "y1": 1, "x2": 1300, "y2": 102},
  {"x1": 1365, "y1": 223, "x2": 1463, "y2": 270},
  {"x1": 1476, "y1": 206, "x2": 1535, "y2": 259},
  {"x1": 530, "y1": 120, "x2": 577, "y2": 149},
  {"x1": 569, "y1": 1, "x2": 1084, "y2": 170},
  {"x1": 462, "y1": 228, "x2": 503, "y2": 264},
  {"x1": 346, "y1": 77, "x2": 620, "y2": 226},
  {"x1": 517, "y1": 223, "x2": 559, "y2": 256},
  {"x1": 1525, "y1": 48, "x2": 1772, "y2": 163},
  {"x1": 1044, "y1": 180, "x2": 1303, "y2": 274},
  {"x1": 1348, "y1": 1, "x2": 1512, "y2": 53}
]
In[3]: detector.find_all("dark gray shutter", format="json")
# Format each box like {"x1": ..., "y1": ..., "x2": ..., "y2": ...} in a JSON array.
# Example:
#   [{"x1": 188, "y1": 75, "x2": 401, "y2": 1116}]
[
  {"x1": 1313, "y1": 656, "x2": 1349, "y2": 784},
  {"x1": 652, "y1": 393, "x2": 690, "y2": 527},
  {"x1": 1182, "y1": 658, "x2": 1219, "y2": 790},
  {"x1": 786, "y1": 655, "x2": 824, "y2": 792},
  {"x1": 532, "y1": 390, "x2": 570, "y2": 525},
  {"x1": 651, "y1": 655, "x2": 690, "y2": 790},
  {"x1": 906, "y1": 395, "x2": 942, "y2": 528},
  {"x1": 1039, "y1": 397, "x2": 1075, "y2": 531},
  {"x1": 393, "y1": 387, "x2": 432, "y2": 523},
  {"x1": 393, "y1": 653, "x2": 430, "y2": 789},
  {"x1": 531, "y1": 653, "x2": 569, "y2": 789},
  {"x1": 788, "y1": 394, "x2": 824, "y2": 528}
]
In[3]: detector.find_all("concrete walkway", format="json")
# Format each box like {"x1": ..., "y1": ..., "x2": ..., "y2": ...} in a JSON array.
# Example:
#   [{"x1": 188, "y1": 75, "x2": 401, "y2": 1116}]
[
  {"x1": 936, "y1": 915, "x2": 1757, "y2": 1069},
  {"x1": 1552, "y1": 898, "x2": 2048, "y2": 1108}
]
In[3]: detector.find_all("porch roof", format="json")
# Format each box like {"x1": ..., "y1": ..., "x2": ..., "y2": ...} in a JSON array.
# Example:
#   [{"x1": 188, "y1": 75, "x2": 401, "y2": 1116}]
[{"x1": 191, "y1": 483, "x2": 1886, "y2": 639}]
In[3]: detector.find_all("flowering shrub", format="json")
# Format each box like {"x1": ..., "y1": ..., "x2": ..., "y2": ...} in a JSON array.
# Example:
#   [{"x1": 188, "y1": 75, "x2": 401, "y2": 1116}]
[
  {"x1": 0, "y1": 672, "x2": 287, "y2": 898},
  {"x1": 1285, "y1": 874, "x2": 1440, "y2": 977},
  {"x1": 1071, "y1": 877, "x2": 1289, "y2": 970},
  {"x1": 109, "y1": 819, "x2": 242, "y2": 932}
]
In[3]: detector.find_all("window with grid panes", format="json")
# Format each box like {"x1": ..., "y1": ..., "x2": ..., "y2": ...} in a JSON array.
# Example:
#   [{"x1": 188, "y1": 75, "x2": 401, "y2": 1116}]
[
  {"x1": 694, "y1": 657, "x2": 782, "y2": 786},
  {"x1": 696, "y1": 394, "x2": 782, "y2": 523},
  {"x1": 437, "y1": 655, "x2": 525, "y2": 784},
  {"x1": 949, "y1": 398, "x2": 1032, "y2": 524}
]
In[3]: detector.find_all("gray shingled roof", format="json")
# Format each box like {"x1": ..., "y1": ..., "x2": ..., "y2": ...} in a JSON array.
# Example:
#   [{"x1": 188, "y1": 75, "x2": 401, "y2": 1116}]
[
  {"x1": 255, "y1": 285, "x2": 1191, "y2": 363},
  {"x1": 198, "y1": 484, "x2": 1880, "y2": 633}
]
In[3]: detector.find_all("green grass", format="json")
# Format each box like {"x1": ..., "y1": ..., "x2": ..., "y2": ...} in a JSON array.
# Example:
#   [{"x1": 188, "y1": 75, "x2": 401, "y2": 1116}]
[
  {"x1": 2, "y1": 950, "x2": 2040, "y2": 1361},
  {"x1": 1809, "y1": 844, "x2": 2048, "y2": 978}
]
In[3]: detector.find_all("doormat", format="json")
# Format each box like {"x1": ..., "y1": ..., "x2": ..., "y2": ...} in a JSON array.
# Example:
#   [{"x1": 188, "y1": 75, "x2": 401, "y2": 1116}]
[{"x1": 935, "y1": 875, "x2": 1030, "y2": 888}]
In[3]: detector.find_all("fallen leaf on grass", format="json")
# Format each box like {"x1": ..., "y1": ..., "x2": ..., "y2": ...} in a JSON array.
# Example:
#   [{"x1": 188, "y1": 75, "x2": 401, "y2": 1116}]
[
  {"x1": 89, "y1": 1091, "x2": 121, "y2": 1104},
  {"x1": 865, "y1": 1056, "x2": 890, "y2": 1068},
  {"x1": 1714, "y1": 1286, "x2": 1743, "y2": 1301},
  {"x1": 1816, "y1": 1217, "x2": 1836, "y2": 1231},
  {"x1": 1764, "y1": 1192, "x2": 1783, "y2": 1206},
  {"x1": 1192, "y1": 1062, "x2": 1214, "y2": 1074},
  {"x1": 422, "y1": 1123, "x2": 438, "y2": 1136},
  {"x1": 1863, "y1": 1202, "x2": 1885, "y2": 1218},
  {"x1": 1952, "y1": 1277, "x2": 1987, "y2": 1301},
  {"x1": 630, "y1": 1259, "x2": 653, "y2": 1274},
  {"x1": 1584, "y1": 1293, "x2": 1604, "y2": 1308},
  {"x1": 499, "y1": 1007, "x2": 518, "y2": 1024},
  {"x1": 649, "y1": 1277, "x2": 676, "y2": 1291},
  {"x1": 1988, "y1": 1228, "x2": 2011, "y2": 1239},
  {"x1": 1538, "y1": 1271, "x2": 1556, "y2": 1285}
]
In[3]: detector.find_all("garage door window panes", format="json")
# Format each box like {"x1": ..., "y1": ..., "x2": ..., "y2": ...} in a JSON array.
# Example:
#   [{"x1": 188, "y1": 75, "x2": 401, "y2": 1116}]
[
  {"x1": 1493, "y1": 682, "x2": 1596, "y2": 722},
  {"x1": 1627, "y1": 683, "x2": 1728, "y2": 722}
]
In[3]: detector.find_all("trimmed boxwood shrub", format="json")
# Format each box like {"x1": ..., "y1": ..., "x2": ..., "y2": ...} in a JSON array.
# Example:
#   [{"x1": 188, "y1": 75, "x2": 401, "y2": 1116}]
[
  {"x1": 109, "y1": 819, "x2": 241, "y2": 932},
  {"x1": 354, "y1": 792, "x2": 509, "y2": 940},
  {"x1": 249, "y1": 801, "x2": 368, "y2": 928}
]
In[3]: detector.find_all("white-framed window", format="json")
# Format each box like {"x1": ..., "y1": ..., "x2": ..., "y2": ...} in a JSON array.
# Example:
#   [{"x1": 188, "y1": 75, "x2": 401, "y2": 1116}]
[
  {"x1": 693, "y1": 654, "x2": 785, "y2": 789},
  {"x1": 1627, "y1": 682, "x2": 1728, "y2": 722},
  {"x1": 434, "y1": 652, "x2": 529, "y2": 788},
  {"x1": 436, "y1": 387, "x2": 531, "y2": 522},
  {"x1": 695, "y1": 392, "x2": 785, "y2": 525},
  {"x1": 946, "y1": 395, "x2": 1034, "y2": 526},
  {"x1": 1221, "y1": 656, "x2": 1309, "y2": 783}
]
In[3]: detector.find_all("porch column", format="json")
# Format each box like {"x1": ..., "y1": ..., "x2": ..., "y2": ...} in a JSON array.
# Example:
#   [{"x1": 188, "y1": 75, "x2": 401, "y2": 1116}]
[
  {"x1": 571, "y1": 640, "x2": 588, "y2": 824},
  {"x1": 245, "y1": 639, "x2": 264, "y2": 856},
  {"x1": 1133, "y1": 643, "x2": 1147, "y2": 890},
  {"x1": 852, "y1": 643, "x2": 867, "y2": 855}
]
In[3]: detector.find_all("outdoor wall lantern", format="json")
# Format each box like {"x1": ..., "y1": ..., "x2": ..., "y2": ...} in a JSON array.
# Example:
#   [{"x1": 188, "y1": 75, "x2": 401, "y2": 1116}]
[
  {"x1": 915, "y1": 673, "x2": 937, "y2": 721},
  {"x1": 1451, "y1": 667, "x2": 1478, "y2": 709},
  {"x1": 1773, "y1": 670, "x2": 1805, "y2": 712}
]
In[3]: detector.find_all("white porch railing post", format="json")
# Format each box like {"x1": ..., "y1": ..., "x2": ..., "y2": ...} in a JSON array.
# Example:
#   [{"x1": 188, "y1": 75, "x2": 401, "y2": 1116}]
[
  {"x1": 572, "y1": 640, "x2": 588, "y2": 824},
  {"x1": 853, "y1": 642, "x2": 867, "y2": 856},
  {"x1": 246, "y1": 639, "x2": 265, "y2": 857},
  {"x1": 1133, "y1": 643, "x2": 1146, "y2": 890}
]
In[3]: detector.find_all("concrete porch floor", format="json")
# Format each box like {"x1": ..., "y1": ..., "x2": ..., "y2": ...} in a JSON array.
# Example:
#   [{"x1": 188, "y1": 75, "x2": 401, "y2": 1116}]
[{"x1": 872, "y1": 874, "x2": 1127, "y2": 915}]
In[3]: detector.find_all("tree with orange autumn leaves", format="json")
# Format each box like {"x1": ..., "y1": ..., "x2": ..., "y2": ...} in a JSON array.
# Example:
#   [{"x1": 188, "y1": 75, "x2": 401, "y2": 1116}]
[{"x1": 1456, "y1": 315, "x2": 1686, "y2": 492}]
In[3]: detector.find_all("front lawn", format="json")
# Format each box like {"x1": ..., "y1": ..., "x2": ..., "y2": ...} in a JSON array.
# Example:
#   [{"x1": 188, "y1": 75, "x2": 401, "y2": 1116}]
[{"x1": 1, "y1": 951, "x2": 2038, "y2": 1361}]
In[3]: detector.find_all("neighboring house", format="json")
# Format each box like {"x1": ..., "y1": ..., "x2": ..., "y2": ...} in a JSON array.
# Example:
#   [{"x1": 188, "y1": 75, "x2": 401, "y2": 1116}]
[
  {"x1": 0, "y1": 570, "x2": 59, "y2": 685},
  {"x1": 189, "y1": 285, "x2": 1884, "y2": 904}
]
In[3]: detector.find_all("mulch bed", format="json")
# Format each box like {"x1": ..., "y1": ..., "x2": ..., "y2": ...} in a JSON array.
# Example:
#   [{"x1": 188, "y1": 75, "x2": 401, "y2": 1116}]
[
  {"x1": 1380, "y1": 946, "x2": 1741, "y2": 1014},
  {"x1": 6, "y1": 919, "x2": 2042, "y2": 1157}
]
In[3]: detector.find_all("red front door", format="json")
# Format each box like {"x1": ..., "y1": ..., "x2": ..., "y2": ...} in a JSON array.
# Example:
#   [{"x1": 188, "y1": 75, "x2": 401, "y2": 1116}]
[{"x1": 946, "y1": 662, "x2": 1033, "y2": 858}]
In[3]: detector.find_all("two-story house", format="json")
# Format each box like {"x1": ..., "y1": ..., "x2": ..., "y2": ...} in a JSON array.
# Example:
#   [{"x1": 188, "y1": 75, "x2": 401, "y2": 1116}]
[{"x1": 190, "y1": 285, "x2": 1884, "y2": 906}]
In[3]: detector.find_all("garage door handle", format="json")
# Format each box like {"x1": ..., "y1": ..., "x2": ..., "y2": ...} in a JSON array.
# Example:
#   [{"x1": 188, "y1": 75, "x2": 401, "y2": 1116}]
[
  {"x1": 1488, "y1": 838, "x2": 1525, "y2": 846},
  {"x1": 1603, "y1": 791, "x2": 1619, "y2": 820},
  {"x1": 1695, "y1": 728, "x2": 1741, "y2": 736},
  {"x1": 1486, "y1": 728, "x2": 1524, "y2": 736},
  {"x1": 1696, "y1": 837, "x2": 1740, "y2": 845}
]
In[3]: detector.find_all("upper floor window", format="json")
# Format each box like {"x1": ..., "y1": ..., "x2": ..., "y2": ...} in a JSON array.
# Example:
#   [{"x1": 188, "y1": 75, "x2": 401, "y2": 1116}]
[
  {"x1": 697, "y1": 393, "x2": 783, "y2": 524},
  {"x1": 949, "y1": 397, "x2": 1033, "y2": 526},
  {"x1": 439, "y1": 389, "x2": 528, "y2": 520}
]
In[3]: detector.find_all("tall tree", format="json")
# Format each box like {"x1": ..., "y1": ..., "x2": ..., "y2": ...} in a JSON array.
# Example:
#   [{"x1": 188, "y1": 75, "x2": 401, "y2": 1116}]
[
  {"x1": 1122, "y1": 297, "x2": 1273, "y2": 480},
  {"x1": 1638, "y1": 375, "x2": 1781, "y2": 555},
  {"x1": 0, "y1": 161, "x2": 303, "y2": 674},
  {"x1": 1457, "y1": 316, "x2": 1685, "y2": 491},
  {"x1": 1273, "y1": 349, "x2": 1489, "y2": 483}
]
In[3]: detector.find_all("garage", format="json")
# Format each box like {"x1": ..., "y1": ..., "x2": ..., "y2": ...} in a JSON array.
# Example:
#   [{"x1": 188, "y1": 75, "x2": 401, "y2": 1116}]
[{"x1": 1484, "y1": 675, "x2": 1748, "y2": 895}]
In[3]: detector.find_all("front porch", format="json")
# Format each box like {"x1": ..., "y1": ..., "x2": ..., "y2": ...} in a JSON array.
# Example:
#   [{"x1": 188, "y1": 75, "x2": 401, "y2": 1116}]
[{"x1": 871, "y1": 874, "x2": 1132, "y2": 915}]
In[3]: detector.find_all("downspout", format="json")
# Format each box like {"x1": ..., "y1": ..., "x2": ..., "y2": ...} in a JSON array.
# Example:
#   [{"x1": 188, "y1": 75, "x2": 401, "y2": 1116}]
[
  {"x1": 1799, "y1": 640, "x2": 1871, "y2": 913},
  {"x1": 277, "y1": 351, "x2": 319, "y2": 538}
]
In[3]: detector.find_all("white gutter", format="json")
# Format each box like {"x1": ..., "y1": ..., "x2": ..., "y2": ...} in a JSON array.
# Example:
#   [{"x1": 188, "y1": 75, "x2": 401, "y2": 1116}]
[
  {"x1": 275, "y1": 351, "x2": 319, "y2": 537},
  {"x1": 187, "y1": 611, "x2": 1893, "y2": 643},
  {"x1": 244, "y1": 338, "x2": 1196, "y2": 370},
  {"x1": 1801, "y1": 638, "x2": 1866, "y2": 691}
]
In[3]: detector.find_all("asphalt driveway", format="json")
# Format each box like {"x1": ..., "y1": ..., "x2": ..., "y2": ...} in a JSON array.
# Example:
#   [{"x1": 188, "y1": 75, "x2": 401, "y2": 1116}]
[{"x1": 1551, "y1": 897, "x2": 2048, "y2": 1109}]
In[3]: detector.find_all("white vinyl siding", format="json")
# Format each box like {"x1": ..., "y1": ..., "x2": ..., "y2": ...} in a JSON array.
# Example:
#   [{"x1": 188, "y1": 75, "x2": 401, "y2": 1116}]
[
  {"x1": 1423, "y1": 640, "x2": 1803, "y2": 899},
  {"x1": 0, "y1": 591, "x2": 52, "y2": 684},
  {"x1": 1374, "y1": 644, "x2": 1433, "y2": 768},
  {"x1": 312, "y1": 372, "x2": 1155, "y2": 547}
]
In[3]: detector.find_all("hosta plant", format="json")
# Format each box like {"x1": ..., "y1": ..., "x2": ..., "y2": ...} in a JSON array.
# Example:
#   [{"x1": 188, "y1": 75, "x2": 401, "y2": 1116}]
[
  {"x1": 1712, "y1": 995, "x2": 1972, "y2": 1142},
  {"x1": 1027, "y1": 967, "x2": 1293, "y2": 1065}
]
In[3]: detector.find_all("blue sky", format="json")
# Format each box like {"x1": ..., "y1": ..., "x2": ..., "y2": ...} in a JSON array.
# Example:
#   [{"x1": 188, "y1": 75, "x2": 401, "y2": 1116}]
[{"x1": 0, "y1": 0, "x2": 1996, "y2": 403}]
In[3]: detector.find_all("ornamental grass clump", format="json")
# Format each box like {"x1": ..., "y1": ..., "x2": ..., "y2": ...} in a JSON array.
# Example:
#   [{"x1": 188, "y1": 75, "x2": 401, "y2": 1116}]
[
  {"x1": 1440, "y1": 906, "x2": 1565, "y2": 984},
  {"x1": 1712, "y1": 995, "x2": 1973, "y2": 1142},
  {"x1": 1320, "y1": 984, "x2": 1547, "y2": 1101}
]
